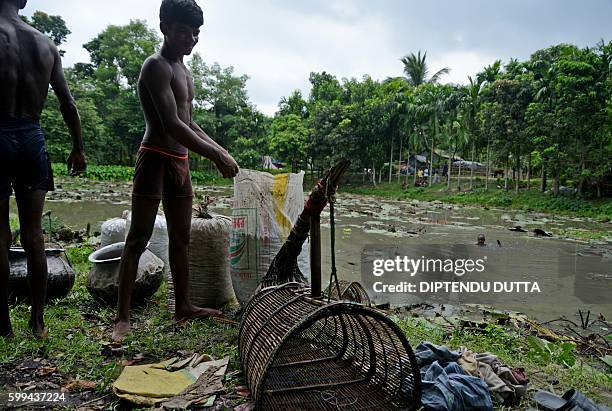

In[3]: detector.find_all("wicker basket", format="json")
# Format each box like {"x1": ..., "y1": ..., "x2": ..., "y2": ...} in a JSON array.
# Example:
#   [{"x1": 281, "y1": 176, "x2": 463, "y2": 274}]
[
  {"x1": 239, "y1": 283, "x2": 421, "y2": 410},
  {"x1": 323, "y1": 280, "x2": 371, "y2": 306}
]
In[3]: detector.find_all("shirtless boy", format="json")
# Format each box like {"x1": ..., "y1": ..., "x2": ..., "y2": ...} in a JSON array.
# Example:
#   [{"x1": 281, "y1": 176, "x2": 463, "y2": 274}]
[
  {"x1": 112, "y1": 0, "x2": 239, "y2": 342},
  {"x1": 0, "y1": 0, "x2": 87, "y2": 338}
]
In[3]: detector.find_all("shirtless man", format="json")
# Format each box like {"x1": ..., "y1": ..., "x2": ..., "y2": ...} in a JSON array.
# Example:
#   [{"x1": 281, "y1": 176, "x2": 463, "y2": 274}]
[
  {"x1": 112, "y1": 0, "x2": 239, "y2": 342},
  {"x1": 0, "y1": 0, "x2": 86, "y2": 338}
]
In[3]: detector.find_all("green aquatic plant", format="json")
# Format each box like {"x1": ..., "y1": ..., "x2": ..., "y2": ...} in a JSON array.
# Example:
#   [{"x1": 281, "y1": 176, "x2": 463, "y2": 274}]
[
  {"x1": 52, "y1": 163, "x2": 228, "y2": 185},
  {"x1": 526, "y1": 336, "x2": 577, "y2": 368}
]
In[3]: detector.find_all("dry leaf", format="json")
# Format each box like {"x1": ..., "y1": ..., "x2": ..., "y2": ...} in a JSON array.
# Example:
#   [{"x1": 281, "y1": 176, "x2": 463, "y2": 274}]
[
  {"x1": 64, "y1": 379, "x2": 96, "y2": 391},
  {"x1": 36, "y1": 366, "x2": 57, "y2": 376},
  {"x1": 235, "y1": 386, "x2": 251, "y2": 397}
]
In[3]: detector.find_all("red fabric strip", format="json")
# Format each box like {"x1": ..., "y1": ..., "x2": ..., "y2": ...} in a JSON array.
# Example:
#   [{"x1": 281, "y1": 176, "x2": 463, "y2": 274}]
[{"x1": 140, "y1": 143, "x2": 188, "y2": 160}]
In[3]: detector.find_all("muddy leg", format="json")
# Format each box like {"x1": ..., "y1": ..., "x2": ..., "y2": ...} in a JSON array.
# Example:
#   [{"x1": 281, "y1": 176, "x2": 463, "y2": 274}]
[
  {"x1": 112, "y1": 196, "x2": 159, "y2": 342},
  {"x1": 15, "y1": 190, "x2": 48, "y2": 339},
  {"x1": 163, "y1": 196, "x2": 221, "y2": 321}
]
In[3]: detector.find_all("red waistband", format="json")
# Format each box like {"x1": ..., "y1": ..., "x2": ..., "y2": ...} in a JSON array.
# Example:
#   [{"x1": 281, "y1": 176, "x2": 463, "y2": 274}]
[{"x1": 139, "y1": 143, "x2": 188, "y2": 160}]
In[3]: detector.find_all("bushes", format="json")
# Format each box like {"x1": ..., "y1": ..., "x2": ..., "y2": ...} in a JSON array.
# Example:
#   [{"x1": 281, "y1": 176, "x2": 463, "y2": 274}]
[
  {"x1": 446, "y1": 190, "x2": 611, "y2": 218},
  {"x1": 52, "y1": 163, "x2": 133, "y2": 181},
  {"x1": 344, "y1": 183, "x2": 612, "y2": 219},
  {"x1": 52, "y1": 163, "x2": 227, "y2": 185}
]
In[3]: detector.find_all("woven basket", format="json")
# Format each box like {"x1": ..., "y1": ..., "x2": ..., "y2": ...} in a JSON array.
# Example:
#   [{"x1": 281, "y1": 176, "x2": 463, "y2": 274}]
[
  {"x1": 323, "y1": 280, "x2": 371, "y2": 306},
  {"x1": 239, "y1": 283, "x2": 421, "y2": 410}
]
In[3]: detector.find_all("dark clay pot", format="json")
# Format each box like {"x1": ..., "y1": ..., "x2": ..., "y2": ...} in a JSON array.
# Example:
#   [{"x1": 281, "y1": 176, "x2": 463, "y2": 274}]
[{"x1": 8, "y1": 247, "x2": 76, "y2": 303}]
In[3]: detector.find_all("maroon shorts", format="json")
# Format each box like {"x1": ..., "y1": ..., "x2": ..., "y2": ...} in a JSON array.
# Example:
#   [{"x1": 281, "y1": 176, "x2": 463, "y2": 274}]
[{"x1": 132, "y1": 144, "x2": 193, "y2": 199}]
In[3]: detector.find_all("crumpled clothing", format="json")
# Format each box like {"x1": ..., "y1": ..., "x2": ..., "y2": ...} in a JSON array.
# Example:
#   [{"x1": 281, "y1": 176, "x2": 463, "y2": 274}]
[
  {"x1": 476, "y1": 352, "x2": 528, "y2": 399},
  {"x1": 414, "y1": 342, "x2": 492, "y2": 411},
  {"x1": 420, "y1": 361, "x2": 493, "y2": 411},
  {"x1": 415, "y1": 341, "x2": 461, "y2": 367},
  {"x1": 458, "y1": 348, "x2": 524, "y2": 405},
  {"x1": 511, "y1": 367, "x2": 529, "y2": 385},
  {"x1": 113, "y1": 355, "x2": 228, "y2": 406}
]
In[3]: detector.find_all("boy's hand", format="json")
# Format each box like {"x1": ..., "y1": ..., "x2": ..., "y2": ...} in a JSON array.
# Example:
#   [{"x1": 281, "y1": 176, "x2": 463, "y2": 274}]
[
  {"x1": 67, "y1": 149, "x2": 87, "y2": 176},
  {"x1": 214, "y1": 149, "x2": 239, "y2": 178}
]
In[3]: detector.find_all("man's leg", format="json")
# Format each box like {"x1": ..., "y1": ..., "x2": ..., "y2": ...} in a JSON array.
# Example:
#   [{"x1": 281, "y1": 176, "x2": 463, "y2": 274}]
[
  {"x1": 162, "y1": 196, "x2": 221, "y2": 320},
  {"x1": 0, "y1": 198, "x2": 13, "y2": 338},
  {"x1": 15, "y1": 190, "x2": 48, "y2": 338},
  {"x1": 112, "y1": 196, "x2": 160, "y2": 342}
]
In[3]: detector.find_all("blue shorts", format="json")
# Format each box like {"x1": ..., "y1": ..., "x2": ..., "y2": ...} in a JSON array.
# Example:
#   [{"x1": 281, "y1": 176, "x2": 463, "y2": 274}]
[{"x1": 0, "y1": 118, "x2": 54, "y2": 200}]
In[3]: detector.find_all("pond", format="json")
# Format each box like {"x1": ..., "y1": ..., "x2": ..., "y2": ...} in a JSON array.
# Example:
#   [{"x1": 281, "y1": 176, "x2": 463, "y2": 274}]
[{"x1": 9, "y1": 177, "x2": 611, "y2": 322}]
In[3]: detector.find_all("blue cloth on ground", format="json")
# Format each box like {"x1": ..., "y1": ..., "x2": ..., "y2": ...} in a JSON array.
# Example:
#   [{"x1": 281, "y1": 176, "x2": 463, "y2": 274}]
[
  {"x1": 414, "y1": 342, "x2": 493, "y2": 411},
  {"x1": 421, "y1": 361, "x2": 493, "y2": 411},
  {"x1": 415, "y1": 342, "x2": 461, "y2": 367}
]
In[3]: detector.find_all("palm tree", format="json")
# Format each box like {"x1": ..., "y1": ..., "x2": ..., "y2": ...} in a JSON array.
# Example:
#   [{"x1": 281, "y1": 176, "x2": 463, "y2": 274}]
[
  {"x1": 441, "y1": 94, "x2": 465, "y2": 191},
  {"x1": 466, "y1": 76, "x2": 483, "y2": 190},
  {"x1": 407, "y1": 104, "x2": 427, "y2": 187},
  {"x1": 400, "y1": 51, "x2": 450, "y2": 86},
  {"x1": 477, "y1": 60, "x2": 502, "y2": 190},
  {"x1": 477, "y1": 60, "x2": 502, "y2": 84},
  {"x1": 426, "y1": 94, "x2": 449, "y2": 186},
  {"x1": 386, "y1": 85, "x2": 410, "y2": 183}
]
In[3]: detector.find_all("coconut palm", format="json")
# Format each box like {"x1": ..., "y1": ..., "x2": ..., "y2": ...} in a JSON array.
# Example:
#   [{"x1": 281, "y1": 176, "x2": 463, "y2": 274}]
[
  {"x1": 466, "y1": 76, "x2": 484, "y2": 189},
  {"x1": 400, "y1": 50, "x2": 450, "y2": 86},
  {"x1": 404, "y1": 103, "x2": 426, "y2": 186},
  {"x1": 477, "y1": 59, "x2": 502, "y2": 84},
  {"x1": 476, "y1": 60, "x2": 502, "y2": 190}
]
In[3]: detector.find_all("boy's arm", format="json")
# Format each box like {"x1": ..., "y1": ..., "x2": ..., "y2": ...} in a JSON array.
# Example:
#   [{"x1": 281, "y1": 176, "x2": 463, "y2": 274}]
[
  {"x1": 49, "y1": 45, "x2": 86, "y2": 176},
  {"x1": 141, "y1": 58, "x2": 238, "y2": 178},
  {"x1": 189, "y1": 120, "x2": 224, "y2": 151}
]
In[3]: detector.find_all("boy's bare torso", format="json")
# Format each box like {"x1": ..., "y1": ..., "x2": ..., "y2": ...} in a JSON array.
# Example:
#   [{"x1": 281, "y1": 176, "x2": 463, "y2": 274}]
[
  {"x1": 0, "y1": 14, "x2": 55, "y2": 120},
  {"x1": 138, "y1": 54, "x2": 194, "y2": 154}
]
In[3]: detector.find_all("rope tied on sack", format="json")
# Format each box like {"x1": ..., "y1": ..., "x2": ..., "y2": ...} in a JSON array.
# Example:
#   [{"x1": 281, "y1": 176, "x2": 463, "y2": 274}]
[{"x1": 192, "y1": 195, "x2": 216, "y2": 219}]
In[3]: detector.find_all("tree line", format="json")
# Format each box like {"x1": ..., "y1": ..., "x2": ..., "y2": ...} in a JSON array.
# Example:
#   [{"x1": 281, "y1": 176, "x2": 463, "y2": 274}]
[{"x1": 29, "y1": 13, "x2": 611, "y2": 197}]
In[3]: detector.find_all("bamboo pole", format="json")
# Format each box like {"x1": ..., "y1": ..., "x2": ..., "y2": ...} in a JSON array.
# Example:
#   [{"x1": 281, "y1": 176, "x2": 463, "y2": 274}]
[{"x1": 310, "y1": 214, "x2": 321, "y2": 298}]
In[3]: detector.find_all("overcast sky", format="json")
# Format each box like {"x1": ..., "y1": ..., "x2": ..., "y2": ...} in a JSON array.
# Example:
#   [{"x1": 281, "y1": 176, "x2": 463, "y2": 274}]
[{"x1": 23, "y1": 0, "x2": 612, "y2": 115}]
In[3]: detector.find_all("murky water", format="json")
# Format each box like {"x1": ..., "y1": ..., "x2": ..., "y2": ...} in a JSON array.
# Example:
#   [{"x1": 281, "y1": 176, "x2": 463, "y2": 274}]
[
  {"x1": 8, "y1": 177, "x2": 611, "y2": 321},
  {"x1": 317, "y1": 196, "x2": 612, "y2": 321}
]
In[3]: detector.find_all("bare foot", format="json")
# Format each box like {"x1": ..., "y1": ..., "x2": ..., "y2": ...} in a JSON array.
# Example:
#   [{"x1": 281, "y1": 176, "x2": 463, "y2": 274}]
[
  {"x1": 112, "y1": 320, "x2": 131, "y2": 342},
  {"x1": 174, "y1": 306, "x2": 223, "y2": 322},
  {"x1": 28, "y1": 319, "x2": 48, "y2": 339}
]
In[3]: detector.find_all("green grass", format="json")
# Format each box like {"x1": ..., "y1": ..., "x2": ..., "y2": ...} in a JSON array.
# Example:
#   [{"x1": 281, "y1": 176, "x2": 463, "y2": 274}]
[
  {"x1": 9, "y1": 213, "x2": 19, "y2": 232},
  {"x1": 2, "y1": 214, "x2": 610, "y2": 407},
  {"x1": 395, "y1": 316, "x2": 612, "y2": 407},
  {"x1": 551, "y1": 228, "x2": 612, "y2": 241},
  {"x1": 0, "y1": 244, "x2": 239, "y2": 396},
  {"x1": 51, "y1": 163, "x2": 231, "y2": 186},
  {"x1": 344, "y1": 182, "x2": 612, "y2": 220},
  {"x1": 1, "y1": 242, "x2": 610, "y2": 408}
]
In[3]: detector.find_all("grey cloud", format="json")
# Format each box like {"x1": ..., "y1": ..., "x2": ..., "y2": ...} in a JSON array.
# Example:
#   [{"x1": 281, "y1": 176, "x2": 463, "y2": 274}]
[{"x1": 25, "y1": 0, "x2": 612, "y2": 115}]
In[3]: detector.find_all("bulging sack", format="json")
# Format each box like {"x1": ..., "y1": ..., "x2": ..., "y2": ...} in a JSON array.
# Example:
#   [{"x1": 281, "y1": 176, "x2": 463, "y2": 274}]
[
  {"x1": 101, "y1": 217, "x2": 127, "y2": 248},
  {"x1": 126, "y1": 213, "x2": 170, "y2": 279},
  {"x1": 167, "y1": 211, "x2": 236, "y2": 311},
  {"x1": 230, "y1": 170, "x2": 310, "y2": 304}
]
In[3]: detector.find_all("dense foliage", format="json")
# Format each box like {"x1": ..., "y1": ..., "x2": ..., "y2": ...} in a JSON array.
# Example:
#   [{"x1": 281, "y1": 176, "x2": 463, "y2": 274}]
[{"x1": 34, "y1": 16, "x2": 611, "y2": 197}]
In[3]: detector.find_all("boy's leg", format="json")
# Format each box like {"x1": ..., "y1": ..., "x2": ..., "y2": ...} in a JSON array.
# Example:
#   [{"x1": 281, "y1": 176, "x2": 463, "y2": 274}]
[
  {"x1": 112, "y1": 196, "x2": 159, "y2": 342},
  {"x1": 162, "y1": 196, "x2": 221, "y2": 320},
  {"x1": 0, "y1": 198, "x2": 13, "y2": 338},
  {"x1": 15, "y1": 190, "x2": 48, "y2": 338}
]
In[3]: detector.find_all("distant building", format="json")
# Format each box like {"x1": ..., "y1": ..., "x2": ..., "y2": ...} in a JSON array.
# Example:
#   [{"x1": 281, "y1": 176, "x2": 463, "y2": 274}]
[{"x1": 262, "y1": 156, "x2": 284, "y2": 170}]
